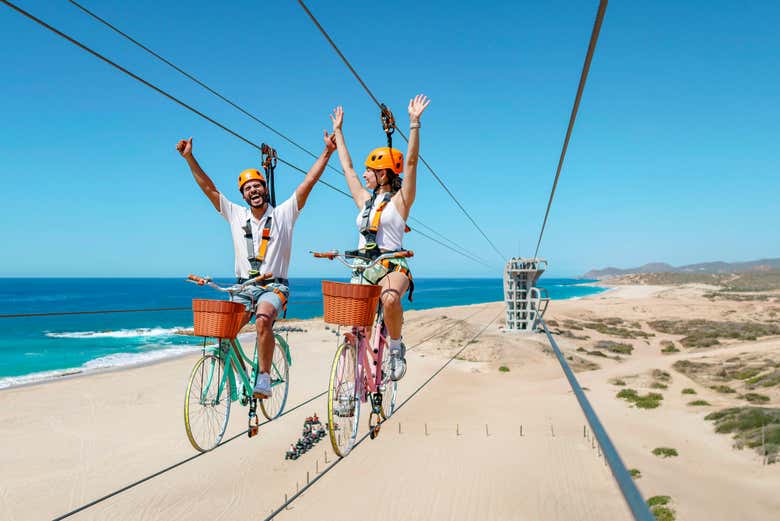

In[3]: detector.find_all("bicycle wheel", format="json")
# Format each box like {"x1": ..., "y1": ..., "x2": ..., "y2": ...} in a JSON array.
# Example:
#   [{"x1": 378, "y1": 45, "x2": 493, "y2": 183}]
[
  {"x1": 184, "y1": 354, "x2": 231, "y2": 452},
  {"x1": 380, "y1": 338, "x2": 398, "y2": 419},
  {"x1": 327, "y1": 341, "x2": 360, "y2": 457},
  {"x1": 259, "y1": 338, "x2": 290, "y2": 420}
]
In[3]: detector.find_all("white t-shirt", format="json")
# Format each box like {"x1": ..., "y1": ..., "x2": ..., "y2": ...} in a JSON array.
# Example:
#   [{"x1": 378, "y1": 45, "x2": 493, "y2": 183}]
[
  {"x1": 219, "y1": 192, "x2": 300, "y2": 279},
  {"x1": 355, "y1": 195, "x2": 405, "y2": 251}
]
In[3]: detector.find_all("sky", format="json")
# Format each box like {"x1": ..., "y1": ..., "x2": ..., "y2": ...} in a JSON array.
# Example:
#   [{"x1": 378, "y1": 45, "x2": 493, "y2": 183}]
[{"x1": 1, "y1": 0, "x2": 778, "y2": 278}]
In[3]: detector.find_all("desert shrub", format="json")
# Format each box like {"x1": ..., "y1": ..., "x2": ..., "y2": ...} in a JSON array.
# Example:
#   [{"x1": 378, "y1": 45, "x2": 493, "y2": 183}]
[
  {"x1": 682, "y1": 388, "x2": 697, "y2": 395},
  {"x1": 594, "y1": 340, "x2": 634, "y2": 355},
  {"x1": 649, "y1": 319, "x2": 780, "y2": 348},
  {"x1": 652, "y1": 447, "x2": 678, "y2": 458},
  {"x1": 647, "y1": 496, "x2": 671, "y2": 507},
  {"x1": 742, "y1": 393, "x2": 770, "y2": 403},
  {"x1": 651, "y1": 506, "x2": 676, "y2": 521},
  {"x1": 618, "y1": 388, "x2": 663, "y2": 409}
]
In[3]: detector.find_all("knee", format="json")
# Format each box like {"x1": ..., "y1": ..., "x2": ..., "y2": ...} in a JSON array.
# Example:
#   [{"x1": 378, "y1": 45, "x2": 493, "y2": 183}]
[
  {"x1": 255, "y1": 314, "x2": 274, "y2": 335},
  {"x1": 381, "y1": 289, "x2": 402, "y2": 309}
]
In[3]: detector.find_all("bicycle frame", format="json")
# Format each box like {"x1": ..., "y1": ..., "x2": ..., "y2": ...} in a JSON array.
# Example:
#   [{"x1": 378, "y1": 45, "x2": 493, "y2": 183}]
[
  {"x1": 199, "y1": 333, "x2": 291, "y2": 404},
  {"x1": 351, "y1": 307, "x2": 388, "y2": 403}
]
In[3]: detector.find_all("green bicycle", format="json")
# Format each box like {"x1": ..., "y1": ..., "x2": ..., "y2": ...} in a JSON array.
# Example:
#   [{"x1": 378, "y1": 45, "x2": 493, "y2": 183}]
[{"x1": 183, "y1": 274, "x2": 292, "y2": 452}]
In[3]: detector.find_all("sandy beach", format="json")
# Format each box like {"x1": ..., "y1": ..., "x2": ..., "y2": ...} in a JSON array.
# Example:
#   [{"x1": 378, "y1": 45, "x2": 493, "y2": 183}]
[{"x1": 1, "y1": 284, "x2": 779, "y2": 520}]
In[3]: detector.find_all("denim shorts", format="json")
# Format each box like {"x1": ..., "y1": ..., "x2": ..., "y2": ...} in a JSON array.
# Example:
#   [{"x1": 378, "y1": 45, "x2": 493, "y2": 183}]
[{"x1": 231, "y1": 282, "x2": 289, "y2": 316}]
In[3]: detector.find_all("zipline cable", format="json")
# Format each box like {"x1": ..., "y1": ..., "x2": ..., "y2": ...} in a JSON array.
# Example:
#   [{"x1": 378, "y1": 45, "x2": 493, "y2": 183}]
[
  {"x1": 65, "y1": 0, "x2": 491, "y2": 268},
  {"x1": 533, "y1": 0, "x2": 608, "y2": 259},
  {"x1": 1, "y1": 0, "x2": 486, "y2": 267},
  {"x1": 51, "y1": 304, "x2": 492, "y2": 519},
  {"x1": 295, "y1": 0, "x2": 507, "y2": 263},
  {"x1": 0, "y1": 0, "x2": 348, "y2": 194},
  {"x1": 264, "y1": 308, "x2": 502, "y2": 519}
]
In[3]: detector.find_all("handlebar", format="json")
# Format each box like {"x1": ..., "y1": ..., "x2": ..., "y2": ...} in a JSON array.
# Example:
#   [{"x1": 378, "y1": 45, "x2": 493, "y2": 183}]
[
  {"x1": 185, "y1": 272, "x2": 274, "y2": 294},
  {"x1": 310, "y1": 249, "x2": 413, "y2": 273}
]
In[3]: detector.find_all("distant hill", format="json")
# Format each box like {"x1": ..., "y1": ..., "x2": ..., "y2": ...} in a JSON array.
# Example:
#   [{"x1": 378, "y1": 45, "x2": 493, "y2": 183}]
[{"x1": 582, "y1": 258, "x2": 780, "y2": 280}]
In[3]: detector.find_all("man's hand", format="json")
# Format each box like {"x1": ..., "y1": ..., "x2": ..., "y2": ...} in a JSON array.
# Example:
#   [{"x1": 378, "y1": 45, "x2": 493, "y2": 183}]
[
  {"x1": 176, "y1": 137, "x2": 193, "y2": 158},
  {"x1": 324, "y1": 130, "x2": 336, "y2": 152}
]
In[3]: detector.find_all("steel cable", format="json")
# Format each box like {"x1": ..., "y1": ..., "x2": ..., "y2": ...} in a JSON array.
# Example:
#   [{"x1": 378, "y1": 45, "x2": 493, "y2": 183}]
[
  {"x1": 264, "y1": 307, "x2": 502, "y2": 519},
  {"x1": 295, "y1": 0, "x2": 507, "y2": 262},
  {"x1": 533, "y1": 0, "x2": 608, "y2": 259},
  {"x1": 50, "y1": 304, "x2": 493, "y2": 519},
  {"x1": 63, "y1": 0, "x2": 489, "y2": 267}
]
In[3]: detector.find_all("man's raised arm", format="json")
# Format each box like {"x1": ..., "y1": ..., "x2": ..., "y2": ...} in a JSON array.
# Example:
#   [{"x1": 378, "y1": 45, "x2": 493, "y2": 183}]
[{"x1": 176, "y1": 137, "x2": 220, "y2": 211}]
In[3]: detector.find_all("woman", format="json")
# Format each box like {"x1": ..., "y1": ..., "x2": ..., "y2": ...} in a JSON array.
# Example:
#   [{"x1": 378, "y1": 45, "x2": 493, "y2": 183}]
[{"x1": 330, "y1": 94, "x2": 431, "y2": 381}]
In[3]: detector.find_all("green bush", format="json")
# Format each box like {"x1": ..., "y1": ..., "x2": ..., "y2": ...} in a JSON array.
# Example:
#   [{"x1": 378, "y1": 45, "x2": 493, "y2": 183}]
[
  {"x1": 629, "y1": 468, "x2": 641, "y2": 478},
  {"x1": 652, "y1": 369, "x2": 672, "y2": 382},
  {"x1": 594, "y1": 340, "x2": 634, "y2": 355},
  {"x1": 652, "y1": 447, "x2": 678, "y2": 458},
  {"x1": 651, "y1": 506, "x2": 676, "y2": 521},
  {"x1": 688, "y1": 400, "x2": 711, "y2": 406},
  {"x1": 651, "y1": 382, "x2": 669, "y2": 390},
  {"x1": 682, "y1": 388, "x2": 697, "y2": 395},
  {"x1": 498, "y1": 366, "x2": 510, "y2": 373},
  {"x1": 610, "y1": 378, "x2": 627, "y2": 386},
  {"x1": 710, "y1": 384, "x2": 736, "y2": 394},
  {"x1": 649, "y1": 319, "x2": 780, "y2": 348},
  {"x1": 617, "y1": 388, "x2": 663, "y2": 409},
  {"x1": 742, "y1": 392, "x2": 770, "y2": 403},
  {"x1": 647, "y1": 496, "x2": 671, "y2": 507}
]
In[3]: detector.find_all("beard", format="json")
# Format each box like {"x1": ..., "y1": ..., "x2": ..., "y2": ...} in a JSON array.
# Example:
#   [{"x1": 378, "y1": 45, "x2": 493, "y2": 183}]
[{"x1": 243, "y1": 190, "x2": 267, "y2": 208}]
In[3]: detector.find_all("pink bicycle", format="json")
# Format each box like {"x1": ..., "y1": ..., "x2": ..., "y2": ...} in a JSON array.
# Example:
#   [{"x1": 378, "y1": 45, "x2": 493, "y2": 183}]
[{"x1": 313, "y1": 249, "x2": 413, "y2": 457}]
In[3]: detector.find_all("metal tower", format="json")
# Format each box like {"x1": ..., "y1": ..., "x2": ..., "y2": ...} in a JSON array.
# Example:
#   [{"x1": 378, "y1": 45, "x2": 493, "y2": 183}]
[{"x1": 503, "y1": 258, "x2": 549, "y2": 332}]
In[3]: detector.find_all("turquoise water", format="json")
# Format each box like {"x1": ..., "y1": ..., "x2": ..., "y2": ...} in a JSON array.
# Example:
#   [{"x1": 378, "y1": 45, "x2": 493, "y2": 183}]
[{"x1": 0, "y1": 277, "x2": 605, "y2": 387}]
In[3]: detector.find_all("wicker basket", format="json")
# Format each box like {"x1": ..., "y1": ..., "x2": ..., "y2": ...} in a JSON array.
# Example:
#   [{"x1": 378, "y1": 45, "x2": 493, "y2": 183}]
[
  {"x1": 321, "y1": 281, "x2": 381, "y2": 326},
  {"x1": 192, "y1": 299, "x2": 246, "y2": 338}
]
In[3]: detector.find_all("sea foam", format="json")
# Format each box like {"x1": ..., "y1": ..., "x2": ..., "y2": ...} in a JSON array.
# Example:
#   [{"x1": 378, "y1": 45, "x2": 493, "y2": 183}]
[
  {"x1": 0, "y1": 344, "x2": 199, "y2": 390},
  {"x1": 45, "y1": 326, "x2": 187, "y2": 339}
]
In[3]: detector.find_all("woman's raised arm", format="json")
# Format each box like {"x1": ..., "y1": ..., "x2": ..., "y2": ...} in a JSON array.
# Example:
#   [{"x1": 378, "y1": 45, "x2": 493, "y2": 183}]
[
  {"x1": 330, "y1": 106, "x2": 370, "y2": 209},
  {"x1": 395, "y1": 94, "x2": 431, "y2": 219}
]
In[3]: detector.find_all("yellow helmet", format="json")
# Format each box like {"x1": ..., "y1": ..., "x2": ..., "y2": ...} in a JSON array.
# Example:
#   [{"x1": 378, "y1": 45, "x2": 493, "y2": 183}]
[
  {"x1": 237, "y1": 169, "x2": 266, "y2": 192},
  {"x1": 365, "y1": 147, "x2": 403, "y2": 174}
]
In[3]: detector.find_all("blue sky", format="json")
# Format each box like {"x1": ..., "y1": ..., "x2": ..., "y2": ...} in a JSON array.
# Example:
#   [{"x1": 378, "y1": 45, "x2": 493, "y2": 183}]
[{"x1": 1, "y1": 0, "x2": 777, "y2": 278}]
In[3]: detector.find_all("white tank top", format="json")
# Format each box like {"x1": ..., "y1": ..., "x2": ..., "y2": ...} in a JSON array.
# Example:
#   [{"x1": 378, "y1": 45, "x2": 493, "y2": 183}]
[{"x1": 356, "y1": 195, "x2": 405, "y2": 251}]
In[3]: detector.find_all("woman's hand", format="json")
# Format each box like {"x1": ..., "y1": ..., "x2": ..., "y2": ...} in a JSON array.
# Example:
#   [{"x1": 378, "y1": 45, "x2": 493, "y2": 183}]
[
  {"x1": 329, "y1": 106, "x2": 344, "y2": 132},
  {"x1": 408, "y1": 94, "x2": 431, "y2": 124}
]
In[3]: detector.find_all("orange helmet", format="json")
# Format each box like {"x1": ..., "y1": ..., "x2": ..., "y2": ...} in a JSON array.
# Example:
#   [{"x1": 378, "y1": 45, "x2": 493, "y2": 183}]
[
  {"x1": 365, "y1": 147, "x2": 403, "y2": 175},
  {"x1": 237, "y1": 169, "x2": 266, "y2": 192}
]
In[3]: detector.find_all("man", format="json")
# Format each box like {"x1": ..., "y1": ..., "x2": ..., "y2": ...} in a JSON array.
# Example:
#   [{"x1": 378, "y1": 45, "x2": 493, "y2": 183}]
[{"x1": 176, "y1": 132, "x2": 335, "y2": 397}]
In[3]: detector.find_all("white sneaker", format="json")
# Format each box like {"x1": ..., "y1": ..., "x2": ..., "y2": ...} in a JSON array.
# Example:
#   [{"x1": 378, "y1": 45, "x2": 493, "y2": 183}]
[
  {"x1": 389, "y1": 342, "x2": 407, "y2": 381},
  {"x1": 253, "y1": 372, "x2": 272, "y2": 399}
]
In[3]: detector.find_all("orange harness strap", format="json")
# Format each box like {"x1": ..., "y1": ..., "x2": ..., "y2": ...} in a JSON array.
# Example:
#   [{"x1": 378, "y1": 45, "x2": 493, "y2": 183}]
[
  {"x1": 380, "y1": 259, "x2": 414, "y2": 302},
  {"x1": 270, "y1": 286, "x2": 288, "y2": 318}
]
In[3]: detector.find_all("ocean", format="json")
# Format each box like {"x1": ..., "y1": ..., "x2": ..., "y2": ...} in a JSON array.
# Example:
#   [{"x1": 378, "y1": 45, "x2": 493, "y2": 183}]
[{"x1": 0, "y1": 277, "x2": 605, "y2": 388}]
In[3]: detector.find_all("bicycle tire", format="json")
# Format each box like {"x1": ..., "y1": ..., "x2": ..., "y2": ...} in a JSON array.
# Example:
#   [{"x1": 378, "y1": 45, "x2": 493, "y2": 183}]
[
  {"x1": 184, "y1": 354, "x2": 231, "y2": 452},
  {"x1": 327, "y1": 341, "x2": 360, "y2": 457}
]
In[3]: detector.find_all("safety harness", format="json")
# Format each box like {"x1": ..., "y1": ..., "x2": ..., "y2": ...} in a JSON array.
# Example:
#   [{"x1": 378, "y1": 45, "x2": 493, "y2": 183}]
[{"x1": 240, "y1": 214, "x2": 288, "y2": 316}]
